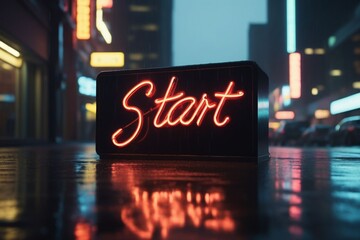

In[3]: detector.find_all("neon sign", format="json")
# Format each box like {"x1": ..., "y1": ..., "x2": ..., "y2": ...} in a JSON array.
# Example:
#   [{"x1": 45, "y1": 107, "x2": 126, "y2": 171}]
[
  {"x1": 111, "y1": 77, "x2": 244, "y2": 148},
  {"x1": 76, "y1": 0, "x2": 91, "y2": 40},
  {"x1": 96, "y1": 61, "x2": 269, "y2": 161}
]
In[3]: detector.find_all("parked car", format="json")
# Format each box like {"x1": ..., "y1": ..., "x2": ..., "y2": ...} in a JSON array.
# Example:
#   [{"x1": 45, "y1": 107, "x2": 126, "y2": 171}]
[
  {"x1": 299, "y1": 124, "x2": 332, "y2": 146},
  {"x1": 272, "y1": 120, "x2": 310, "y2": 146},
  {"x1": 329, "y1": 116, "x2": 360, "y2": 146}
]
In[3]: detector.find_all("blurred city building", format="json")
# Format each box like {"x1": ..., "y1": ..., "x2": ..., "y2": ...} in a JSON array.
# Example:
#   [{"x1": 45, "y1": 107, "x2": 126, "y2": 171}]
[
  {"x1": 249, "y1": 0, "x2": 360, "y2": 128},
  {"x1": 0, "y1": 0, "x2": 173, "y2": 144},
  {"x1": 112, "y1": 0, "x2": 173, "y2": 69},
  {"x1": 0, "y1": 0, "x2": 51, "y2": 144}
]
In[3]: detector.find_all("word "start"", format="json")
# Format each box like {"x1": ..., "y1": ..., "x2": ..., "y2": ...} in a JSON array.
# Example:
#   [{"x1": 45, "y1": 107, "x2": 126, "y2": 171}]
[{"x1": 112, "y1": 76, "x2": 245, "y2": 147}]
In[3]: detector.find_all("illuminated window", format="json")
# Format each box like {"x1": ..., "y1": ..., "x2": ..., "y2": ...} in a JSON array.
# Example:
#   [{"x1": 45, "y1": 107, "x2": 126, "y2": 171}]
[
  {"x1": 314, "y1": 110, "x2": 329, "y2": 119},
  {"x1": 289, "y1": 52, "x2": 301, "y2": 98},
  {"x1": 143, "y1": 24, "x2": 159, "y2": 31},
  {"x1": 304, "y1": 48, "x2": 313, "y2": 55},
  {"x1": 314, "y1": 48, "x2": 325, "y2": 55},
  {"x1": 311, "y1": 88, "x2": 318, "y2": 95},
  {"x1": 353, "y1": 81, "x2": 360, "y2": 89},
  {"x1": 329, "y1": 69, "x2": 342, "y2": 77},
  {"x1": 129, "y1": 53, "x2": 144, "y2": 61},
  {"x1": 304, "y1": 48, "x2": 325, "y2": 55},
  {"x1": 129, "y1": 5, "x2": 151, "y2": 12}
]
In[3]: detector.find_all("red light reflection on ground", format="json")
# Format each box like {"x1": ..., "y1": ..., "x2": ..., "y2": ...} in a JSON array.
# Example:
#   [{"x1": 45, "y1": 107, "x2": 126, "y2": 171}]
[
  {"x1": 121, "y1": 188, "x2": 235, "y2": 239},
  {"x1": 74, "y1": 220, "x2": 94, "y2": 240},
  {"x1": 273, "y1": 150, "x2": 303, "y2": 226},
  {"x1": 111, "y1": 163, "x2": 236, "y2": 239}
]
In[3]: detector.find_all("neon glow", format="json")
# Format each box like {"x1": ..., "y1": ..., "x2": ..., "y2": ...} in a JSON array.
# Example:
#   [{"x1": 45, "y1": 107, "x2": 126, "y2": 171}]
[
  {"x1": 0, "y1": 48, "x2": 22, "y2": 68},
  {"x1": 90, "y1": 52, "x2": 125, "y2": 67},
  {"x1": 78, "y1": 76, "x2": 96, "y2": 96},
  {"x1": 85, "y1": 102, "x2": 96, "y2": 114},
  {"x1": 330, "y1": 93, "x2": 360, "y2": 115},
  {"x1": 97, "y1": 0, "x2": 113, "y2": 8},
  {"x1": 112, "y1": 81, "x2": 155, "y2": 147},
  {"x1": 269, "y1": 122, "x2": 280, "y2": 129},
  {"x1": 76, "y1": 0, "x2": 91, "y2": 40},
  {"x1": 287, "y1": 0, "x2": 296, "y2": 53},
  {"x1": 282, "y1": 85, "x2": 291, "y2": 107},
  {"x1": 0, "y1": 40, "x2": 20, "y2": 57},
  {"x1": 328, "y1": 36, "x2": 336, "y2": 47},
  {"x1": 96, "y1": 1, "x2": 112, "y2": 44},
  {"x1": 289, "y1": 52, "x2": 301, "y2": 98},
  {"x1": 275, "y1": 111, "x2": 295, "y2": 120},
  {"x1": 112, "y1": 77, "x2": 245, "y2": 148}
]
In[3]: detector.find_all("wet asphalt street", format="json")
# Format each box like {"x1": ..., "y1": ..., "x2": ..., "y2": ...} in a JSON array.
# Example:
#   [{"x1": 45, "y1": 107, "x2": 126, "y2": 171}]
[{"x1": 0, "y1": 144, "x2": 360, "y2": 239}]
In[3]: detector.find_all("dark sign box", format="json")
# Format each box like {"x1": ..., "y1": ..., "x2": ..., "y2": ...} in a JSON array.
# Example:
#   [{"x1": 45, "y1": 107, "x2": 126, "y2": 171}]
[{"x1": 96, "y1": 61, "x2": 269, "y2": 162}]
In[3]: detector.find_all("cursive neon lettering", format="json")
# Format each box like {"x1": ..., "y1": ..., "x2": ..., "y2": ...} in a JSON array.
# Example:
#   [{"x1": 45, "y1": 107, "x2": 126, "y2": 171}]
[
  {"x1": 112, "y1": 77, "x2": 244, "y2": 148},
  {"x1": 154, "y1": 76, "x2": 184, "y2": 128},
  {"x1": 167, "y1": 97, "x2": 196, "y2": 126},
  {"x1": 213, "y1": 81, "x2": 244, "y2": 126},
  {"x1": 112, "y1": 80, "x2": 155, "y2": 147}
]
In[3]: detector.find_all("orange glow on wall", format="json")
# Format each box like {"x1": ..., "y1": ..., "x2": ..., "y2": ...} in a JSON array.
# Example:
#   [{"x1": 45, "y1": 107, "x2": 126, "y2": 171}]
[
  {"x1": 275, "y1": 111, "x2": 295, "y2": 120},
  {"x1": 289, "y1": 52, "x2": 301, "y2": 98},
  {"x1": 112, "y1": 77, "x2": 245, "y2": 148},
  {"x1": 76, "y1": 0, "x2": 91, "y2": 40}
]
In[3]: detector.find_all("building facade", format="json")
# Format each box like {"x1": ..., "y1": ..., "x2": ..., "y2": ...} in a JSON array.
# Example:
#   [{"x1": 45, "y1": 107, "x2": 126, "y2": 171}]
[
  {"x1": 249, "y1": 0, "x2": 360, "y2": 126},
  {"x1": 0, "y1": 0, "x2": 173, "y2": 144}
]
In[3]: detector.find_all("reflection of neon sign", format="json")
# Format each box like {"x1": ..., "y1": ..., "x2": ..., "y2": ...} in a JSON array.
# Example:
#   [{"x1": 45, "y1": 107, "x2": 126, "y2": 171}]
[
  {"x1": 112, "y1": 76, "x2": 244, "y2": 148},
  {"x1": 121, "y1": 188, "x2": 235, "y2": 239}
]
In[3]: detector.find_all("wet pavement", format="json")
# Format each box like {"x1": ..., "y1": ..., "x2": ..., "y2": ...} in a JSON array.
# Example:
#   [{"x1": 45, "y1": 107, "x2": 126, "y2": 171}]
[{"x1": 0, "y1": 144, "x2": 360, "y2": 239}]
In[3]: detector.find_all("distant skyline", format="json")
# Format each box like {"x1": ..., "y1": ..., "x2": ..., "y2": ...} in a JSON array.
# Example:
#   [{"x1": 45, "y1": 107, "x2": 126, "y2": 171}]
[{"x1": 173, "y1": 0, "x2": 267, "y2": 66}]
